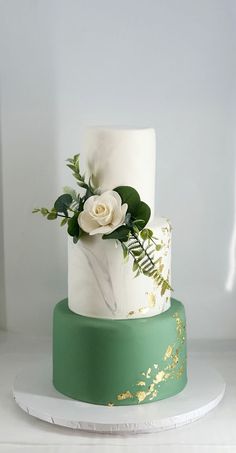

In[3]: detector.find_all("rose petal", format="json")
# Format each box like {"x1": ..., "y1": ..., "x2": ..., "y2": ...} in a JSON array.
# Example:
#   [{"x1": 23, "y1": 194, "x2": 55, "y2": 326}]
[
  {"x1": 78, "y1": 211, "x2": 99, "y2": 233},
  {"x1": 96, "y1": 210, "x2": 114, "y2": 225},
  {"x1": 121, "y1": 202, "x2": 128, "y2": 219},
  {"x1": 89, "y1": 225, "x2": 113, "y2": 235},
  {"x1": 111, "y1": 206, "x2": 123, "y2": 226},
  {"x1": 92, "y1": 202, "x2": 109, "y2": 218},
  {"x1": 83, "y1": 195, "x2": 99, "y2": 212},
  {"x1": 100, "y1": 190, "x2": 122, "y2": 208}
]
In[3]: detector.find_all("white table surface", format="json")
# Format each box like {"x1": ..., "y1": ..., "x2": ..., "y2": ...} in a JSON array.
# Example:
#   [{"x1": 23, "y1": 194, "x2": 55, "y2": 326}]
[{"x1": 0, "y1": 330, "x2": 236, "y2": 453}]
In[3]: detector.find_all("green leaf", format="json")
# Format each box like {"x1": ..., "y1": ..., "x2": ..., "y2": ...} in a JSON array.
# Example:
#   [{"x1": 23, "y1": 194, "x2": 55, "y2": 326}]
[
  {"x1": 40, "y1": 208, "x2": 49, "y2": 216},
  {"x1": 134, "y1": 269, "x2": 141, "y2": 278},
  {"x1": 140, "y1": 228, "x2": 153, "y2": 241},
  {"x1": 102, "y1": 226, "x2": 130, "y2": 242},
  {"x1": 54, "y1": 194, "x2": 73, "y2": 215},
  {"x1": 84, "y1": 187, "x2": 94, "y2": 200},
  {"x1": 67, "y1": 214, "x2": 81, "y2": 238},
  {"x1": 47, "y1": 212, "x2": 57, "y2": 220},
  {"x1": 136, "y1": 251, "x2": 145, "y2": 262},
  {"x1": 132, "y1": 260, "x2": 139, "y2": 272},
  {"x1": 32, "y1": 208, "x2": 40, "y2": 213},
  {"x1": 60, "y1": 218, "x2": 68, "y2": 226},
  {"x1": 114, "y1": 186, "x2": 140, "y2": 215},
  {"x1": 132, "y1": 249, "x2": 143, "y2": 257},
  {"x1": 121, "y1": 242, "x2": 129, "y2": 260},
  {"x1": 133, "y1": 225, "x2": 140, "y2": 235},
  {"x1": 134, "y1": 201, "x2": 151, "y2": 229},
  {"x1": 132, "y1": 219, "x2": 145, "y2": 228},
  {"x1": 63, "y1": 186, "x2": 78, "y2": 200},
  {"x1": 156, "y1": 244, "x2": 162, "y2": 251}
]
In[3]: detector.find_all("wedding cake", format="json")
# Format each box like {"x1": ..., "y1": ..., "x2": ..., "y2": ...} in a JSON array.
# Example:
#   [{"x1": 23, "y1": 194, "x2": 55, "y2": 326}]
[{"x1": 34, "y1": 127, "x2": 187, "y2": 406}]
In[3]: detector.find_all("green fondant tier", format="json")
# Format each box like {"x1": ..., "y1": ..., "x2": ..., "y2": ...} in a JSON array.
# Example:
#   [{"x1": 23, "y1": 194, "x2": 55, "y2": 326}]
[{"x1": 53, "y1": 298, "x2": 187, "y2": 406}]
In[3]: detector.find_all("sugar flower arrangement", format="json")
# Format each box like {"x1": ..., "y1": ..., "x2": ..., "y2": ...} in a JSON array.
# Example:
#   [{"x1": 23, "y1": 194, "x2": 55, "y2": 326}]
[{"x1": 33, "y1": 154, "x2": 172, "y2": 295}]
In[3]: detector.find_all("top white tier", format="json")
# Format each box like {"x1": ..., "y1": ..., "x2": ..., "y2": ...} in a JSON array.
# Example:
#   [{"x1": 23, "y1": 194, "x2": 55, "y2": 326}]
[{"x1": 85, "y1": 127, "x2": 156, "y2": 217}]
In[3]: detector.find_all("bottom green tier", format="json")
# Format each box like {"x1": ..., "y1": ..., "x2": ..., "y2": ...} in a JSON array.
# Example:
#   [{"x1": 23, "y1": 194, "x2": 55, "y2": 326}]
[{"x1": 53, "y1": 298, "x2": 187, "y2": 406}]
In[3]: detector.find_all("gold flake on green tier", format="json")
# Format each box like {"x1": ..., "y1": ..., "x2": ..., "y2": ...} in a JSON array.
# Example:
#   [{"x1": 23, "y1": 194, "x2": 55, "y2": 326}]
[
  {"x1": 137, "y1": 381, "x2": 146, "y2": 386},
  {"x1": 150, "y1": 389, "x2": 158, "y2": 400},
  {"x1": 114, "y1": 305, "x2": 186, "y2": 405},
  {"x1": 153, "y1": 370, "x2": 165, "y2": 384},
  {"x1": 172, "y1": 354, "x2": 179, "y2": 365},
  {"x1": 135, "y1": 391, "x2": 148, "y2": 403},
  {"x1": 107, "y1": 401, "x2": 114, "y2": 407},
  {"x1": 148, "y1": 383, "x2": 155, "y2": 392},
  {"x1": 175, "y1": 363, "x2": 185, "y2": 379},
  {"x1": 164, "y1": 345, "x2": 173, "y2": 360},
  {"x1": 173, "y1": 312, "x2": 185, "y2": 339},
  {"x1": 117, "y1": 390, "x2": 133, "y2": 401}
]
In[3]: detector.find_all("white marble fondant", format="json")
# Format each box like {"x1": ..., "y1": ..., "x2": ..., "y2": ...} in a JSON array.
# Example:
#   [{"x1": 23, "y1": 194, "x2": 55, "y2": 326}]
[
  {"x1": 68, "y1": 218, "x2": 172, "y2": 319},
  {"x1": 84, "y1": 127, "x2": 156, "y2": 219}
]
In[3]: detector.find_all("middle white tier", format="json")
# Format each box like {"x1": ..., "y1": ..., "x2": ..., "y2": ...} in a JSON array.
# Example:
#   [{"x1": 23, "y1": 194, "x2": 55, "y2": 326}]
[{"x1": 68, "y1": 218, "x2": 172, "y2": 319}]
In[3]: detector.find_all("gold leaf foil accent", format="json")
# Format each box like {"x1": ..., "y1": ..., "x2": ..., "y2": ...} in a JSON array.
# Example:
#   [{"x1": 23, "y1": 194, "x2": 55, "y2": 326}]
[
  {"x1": 138, "y1": 307, "x2": 149, "y2": 314},
  {"x1": 148, "y1": 383, "x2": 155, "y2": 392},
  {"x1": 175, "y1": 363, "x2": 185, "y2": 379},
  {"x1": 173, "y1": 312, "x2": 185, "y2": 339},
  {"x1": 128, "y1": 311, "x2": 135, "y2": 317},
  {"x1": 173, "y1": 354, "x2": 179, "y2": 365},
  {"x1": 136, "y1": 391, "x2": 148, "y2": 403},
  {"x1": 153, "y1": 370, "x2": 165, "y2": 384},
  {"x1": 147, "y1": 292, "x2": 156, "y2": 308},
  {"x1": 113, "y1": 309, "x2": 186, "y2": 405},
  {"x1": 164, "y1": 345, "x2": 173, "y2": 360},
  {"x1": 117, "y1": 391, "x2": 133, "y2": 401},
  {"x1": 151, "y1": 389, "x2": 158, "y2": 399},
  {"x1": 137, "y1": 381, "x2": 146, "y2": 386},
  {"x1": 107, "y1": 402, "x2": 114, "y2": 407}
]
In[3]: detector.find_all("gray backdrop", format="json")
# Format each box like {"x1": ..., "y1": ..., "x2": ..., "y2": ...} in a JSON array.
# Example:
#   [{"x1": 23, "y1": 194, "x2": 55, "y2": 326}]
[{"x1": 0, "y1": 0, "x2": 236, "y2": 338}]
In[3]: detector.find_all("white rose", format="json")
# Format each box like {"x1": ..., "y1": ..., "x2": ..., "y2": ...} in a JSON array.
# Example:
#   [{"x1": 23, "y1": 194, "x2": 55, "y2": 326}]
[{"x1": 78, "y1": 190, "x2": 128, "y2": 235}]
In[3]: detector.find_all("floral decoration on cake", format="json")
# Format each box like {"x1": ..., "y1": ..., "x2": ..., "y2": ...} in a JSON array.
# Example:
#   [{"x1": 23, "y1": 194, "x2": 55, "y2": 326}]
[{"x1": 33, "y1": 154, "x2": 172, "y2": 295}]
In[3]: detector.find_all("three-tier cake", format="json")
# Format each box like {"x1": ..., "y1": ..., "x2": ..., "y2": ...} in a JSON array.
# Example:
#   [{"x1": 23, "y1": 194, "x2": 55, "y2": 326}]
[{"x1": 51, "y1": 127, "x2": 187, "y2": 406}]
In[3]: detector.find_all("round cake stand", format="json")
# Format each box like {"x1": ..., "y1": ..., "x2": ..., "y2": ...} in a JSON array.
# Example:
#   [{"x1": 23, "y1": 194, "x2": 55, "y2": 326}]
[{"x1": 13, "y1": 357, "x2": 225, "y2": 434}]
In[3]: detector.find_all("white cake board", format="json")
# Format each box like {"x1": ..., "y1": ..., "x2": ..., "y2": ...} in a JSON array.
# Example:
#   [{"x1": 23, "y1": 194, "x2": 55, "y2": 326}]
[{"x1": 13, "y1": 357, "x2": 225, "y2": 434}]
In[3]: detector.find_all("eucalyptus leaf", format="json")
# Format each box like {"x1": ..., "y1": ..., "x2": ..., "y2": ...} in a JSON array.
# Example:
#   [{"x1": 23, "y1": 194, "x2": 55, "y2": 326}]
[
  {"x1": 54, "y1": 194, "x2": 73, "y2": 215},
  {"x1": 134, "y1": 201, "x2": 151, "y2": 229},
  {"x1": 47, "y1": 212, "x2": 57, "y2": 220},
  {"x1": 60, "y1": 217, "x2": 68, "y2": 226},
  {"x1": 63, "y1": 186, "x2": 78, "y2": 200},
  {"x1": 40, "y1": 208, "x2": 49, "y2": 216},
  {"x1": 67, "y1": 213, "x2": 81, "y2": 238},
  {"x1": 114, "y1": 186, "x2": 140, "y2": 215},
  {"x1": 102, "y1": 226, "x2": 130, "y2": 242}
]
